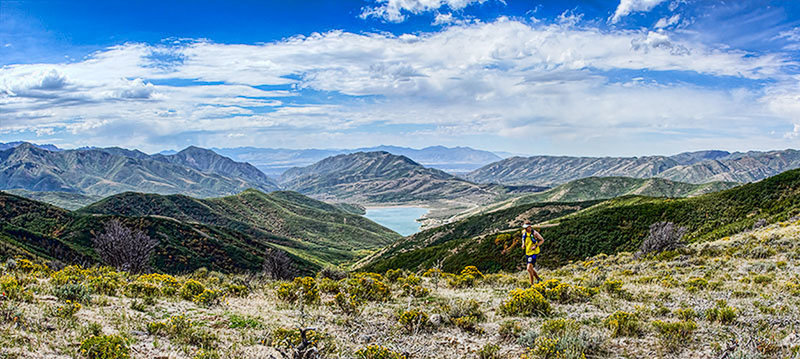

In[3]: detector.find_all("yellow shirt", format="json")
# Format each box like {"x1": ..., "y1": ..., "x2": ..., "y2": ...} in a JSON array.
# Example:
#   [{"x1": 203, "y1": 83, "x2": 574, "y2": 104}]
[{"x1": 522, "y1": 229, "x2": 540, "y2": 255}]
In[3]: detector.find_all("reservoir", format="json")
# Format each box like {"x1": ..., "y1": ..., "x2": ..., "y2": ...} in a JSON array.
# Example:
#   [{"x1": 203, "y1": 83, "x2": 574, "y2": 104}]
[{"x1": 364, "y1": 206, "x2": 429, "y2": 236}]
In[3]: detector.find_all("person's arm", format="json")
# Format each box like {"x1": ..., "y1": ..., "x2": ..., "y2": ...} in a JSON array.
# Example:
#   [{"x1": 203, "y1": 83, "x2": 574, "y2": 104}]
[{"x1": 533, "y1": 230, "x2": 544, "y2": 248}]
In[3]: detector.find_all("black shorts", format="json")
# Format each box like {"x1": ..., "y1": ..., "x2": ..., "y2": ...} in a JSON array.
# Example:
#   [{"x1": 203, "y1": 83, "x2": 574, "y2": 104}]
[{"x1": 524, "y1": 254, "x2": 537, "y2": 266}]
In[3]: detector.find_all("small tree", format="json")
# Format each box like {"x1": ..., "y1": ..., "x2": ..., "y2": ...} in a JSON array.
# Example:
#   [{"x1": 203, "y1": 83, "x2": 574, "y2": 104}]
[
  {"x1": 635, "y1": 222, "x2": 686, "y2": 259},
  {"x1": 92, "y1": 219, "x2": 158, "y2": 274},
  {"x1": 263, "y1": 247, "x2": 296, "y2": 280}
]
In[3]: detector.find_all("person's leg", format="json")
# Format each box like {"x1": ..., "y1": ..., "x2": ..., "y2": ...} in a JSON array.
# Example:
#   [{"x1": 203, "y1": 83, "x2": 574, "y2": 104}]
[
  {"x1": 530, "y1": 255, "x2": 541, "y2": 282},
  {"x1": 526, "y1": 263, "x2": 535, "y2": 285}
]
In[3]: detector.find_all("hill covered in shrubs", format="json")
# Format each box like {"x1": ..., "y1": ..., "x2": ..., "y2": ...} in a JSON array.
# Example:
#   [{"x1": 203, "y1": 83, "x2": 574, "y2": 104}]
[{"x1": 364, "y1": 168, "x2": 800, "y2": 273}]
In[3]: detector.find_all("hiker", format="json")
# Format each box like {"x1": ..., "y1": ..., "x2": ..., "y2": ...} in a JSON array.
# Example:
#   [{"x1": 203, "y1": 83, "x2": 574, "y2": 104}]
[{"x1": 522, "y1": 220, "x2": 544, "y2": 285}]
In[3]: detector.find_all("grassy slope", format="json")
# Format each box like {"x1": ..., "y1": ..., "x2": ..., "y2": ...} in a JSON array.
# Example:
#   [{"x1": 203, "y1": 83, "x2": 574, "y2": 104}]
[
  {"x1": 360, "y1": 200, "x2": 602, "y2": 273},
  {"x1": 2, "y1": 189, "x2": 103, "y2": 210},
  {"x1": 365, "y1": 168, "x2": 800, "y2": 273},
  {"x1": 77, "y1": 189, "x2": 401, "y2": 267},
  {"x1": 0, "y1": 191, "x2": 319, "y2": 275},
  {"x1": 510, "y1": 177, "x2": 739, "y2": 204}
]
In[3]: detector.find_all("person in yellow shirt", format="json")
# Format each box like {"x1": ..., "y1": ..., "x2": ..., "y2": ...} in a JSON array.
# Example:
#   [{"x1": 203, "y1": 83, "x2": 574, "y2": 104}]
[{"x1": 522, "y1": 220, "x2": 544, "y2": 285}]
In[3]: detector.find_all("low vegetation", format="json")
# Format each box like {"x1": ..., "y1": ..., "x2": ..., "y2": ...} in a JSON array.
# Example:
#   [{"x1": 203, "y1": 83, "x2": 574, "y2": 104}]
[{"x1": 0, "y1": 219, "x2": 798, "y2": 358}]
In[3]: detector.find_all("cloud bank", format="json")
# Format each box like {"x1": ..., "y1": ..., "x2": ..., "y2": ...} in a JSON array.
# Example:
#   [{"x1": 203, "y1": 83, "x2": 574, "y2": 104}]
[{"x1": 1, "y1": 18, "x2": 798, "y2": 154}]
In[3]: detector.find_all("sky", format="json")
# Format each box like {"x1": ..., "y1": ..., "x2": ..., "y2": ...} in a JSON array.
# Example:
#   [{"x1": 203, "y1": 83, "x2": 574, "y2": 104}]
[{"x1": 1, "y1": 0, "x2": 800, "y2": 156}]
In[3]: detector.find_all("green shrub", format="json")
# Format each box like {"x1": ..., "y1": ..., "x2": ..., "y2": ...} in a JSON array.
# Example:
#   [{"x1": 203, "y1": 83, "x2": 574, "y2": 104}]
[
  {"x1": 385, "y1": 269, "x2": 405, "y2": 283},
  {"x1": 477, "y1": 343, "x2": 501, "y2": 359},
  {"x1": 399, "y1": 273, "x2": 421, "y2": 286},
  {"x1": 318, "y1": 266, "x2": 348, "y2": 281},
  {"x1": 498, "y1": 288, "x2": 551, "y2": 317},
  {"x1": 318, "y1": 278, "x2": 341, "y2": 294},
  {"x1": 343, "y1": 275, "x2": 390, "y2": 303},
  {"x1": 330, "y1": 292, "x2": 360, "y2": 315},
  {"x1": 53, "y1": 283, "x2": 91, "y2": 303},
  {"x1": 0, "y1": 275, "x2": 32, "y2": 302},
  {"x1": 652, "y1": 320, "x2": 697, "y2": 350},
  {"x1": 705, "y1": 300, "x2": 736, "y2": 324},
  {"x1": 604, "y1": 311, "x2": 640, "y2": 337},
  {"x1": 276, "y1": 277, "x2": 320, "y2": 305},
  {"x1": 355, "y1": 345, "x2": 406, "y2": 359},
  {"x1": 460, "y1": 266, "x2": 484, "y2": 279},
  {"x1": 401, "y1": 283, "x2": 429, "y2": 298},
  {"x1": 447, "y1": 274, "x2": 477, "y2": 288},
  {"x1": 192, "y1": 289, "x2": 223, "y2": 306},
  {"x1": 520, "y1": 318, "x2": 602, "y2": 359},
  {"x1": 268, "y1": 327, "x2": 334, "y2": 355},
  {"x1": 228, "y1": 314, "x2": 263, "y2": 329},
  {"x1": 674, "y1": 307, "x2": 697, "y2": 321},
  {"x1": 55, "y1": 300, "x2": 82, "y2": 319},
  {"x1": 685, "y1": 277, "x2": 708, "y2": 292},
  {"x1": 146, "y1": 315, "x2": 216, "y2": 349},
  {"x1": 533, "y1": 279, "x2": 597, "y2": 303},
  {"x1": 180, "y1": 280, "x2": 206, "y2": 301},
  {"x1": 602, "y1": 279, "x2": 628, "y2": 298},
  {"x1": 125, "y1": 281, "x2": 160, "y2": 299},
  {"x1": 397, "y1": 309, "x2": 429, "y2": 332},
  {"x1": 79, "y1": 334, "x2": 129, "y2": 359},
  {"x1": 225, "y1": 284, "x2": 249, "y2": 297},
  {"x1": 499, "y1": 320, "x2": 522, "y2": 341}
]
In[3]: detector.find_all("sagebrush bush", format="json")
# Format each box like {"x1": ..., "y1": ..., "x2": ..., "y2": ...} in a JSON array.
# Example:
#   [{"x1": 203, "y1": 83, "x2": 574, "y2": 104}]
[
  {"x1": 180, "y1": 280, "x2": 206, "y2": 301},
  {"x1": 276, "y1": 277, "x2": 320, "y2": 305},
  {"x1": 79, "y1": 334, "x2": 130, "y2": 359},
  {"x1": 705, "y1": 300, "x2": 736, "y2": 324},
  {"x1": 268, "y1": 327, "x2": 334, "y2": 355},
  {"x1": 401, "y1": 283, "x2": 429, "y2": 297},
  {"x1": 318, "y1": 277, "x2": 341, "y2": 294},
  {"x1": 498, "y1": 288, "x2": 551, "y2": 317},
  {"x1": 136, "y1": 273, "x2": 181, "y2": 296},
  {"x1": 343, "y1": 274, "x2": 390, "y2": 303},
  {"x1": 460, "y1": 266, "x2": 484, "y2": 279},
  {"x1": 0, "y1": 275, "x2": 32, "y2": 302},
  {"x1": 385, "y1": 269, "x2": 405, "y2": 283},
  {"x1": 318, "y1": 266, "x2": 348, "y2": 281},
  {"x1": 685, "y1": 277, "x2": 708, "y2": 292},
  {"x1": 355, "y1": 345, "x2": 406, "y2": 359},
  {"x1": 674, "y1": 307, "x2": 697, "y2": 321},
  {"x1": 604, "y1": 311, "x2": 640, "y2": 337},
  {"x1": 499, "y1": 320, "x2": 522, "y2": 341},
  {"x1": 652, "y1": 320, "x2": 697, "y2": 350},
  {"x1": 55, "y1": 300, "x2": 82, "y2": 319},
  {"x1": 533, "y1": 279, "x2": 596, "y2": 303},
  {"x1": 192, "y1": 288, "x2": 223, "y2": 306},
  {"x1": 53, "y1": 283, "x2": 91, "y2": 303},
  {"x1": 330, "y1": 292, "x2": 360, "y2": 315},
  {"x1": 476, "y1": 343, "x2": 501, "y2": 359},
  {"x1": 520, "y1": 318, "x2": 602, "y2": 359},
  {"x1": 397, "y1": 309, "x2": 429, "y2": 332},
  {"x1": 447, "y1": 274, "x2": 477, "y2": 288},
  {"x1": 125, "y1": 281, "x2": 160, "y2": 299},
  {"x1": 147, "y1": 315, "x2": 216, "y2": 348}
]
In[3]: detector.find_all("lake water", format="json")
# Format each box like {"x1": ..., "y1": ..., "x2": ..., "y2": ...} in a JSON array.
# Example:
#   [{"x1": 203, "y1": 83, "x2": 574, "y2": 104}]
[{"x1": 364, "y1": 206, "x2": 429, "y2": 236}]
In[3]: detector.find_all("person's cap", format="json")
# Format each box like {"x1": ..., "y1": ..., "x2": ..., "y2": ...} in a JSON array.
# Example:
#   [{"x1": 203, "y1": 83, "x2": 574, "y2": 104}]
[{"x1": 522, "y1": 224, "x2": 531, "y2": 228}]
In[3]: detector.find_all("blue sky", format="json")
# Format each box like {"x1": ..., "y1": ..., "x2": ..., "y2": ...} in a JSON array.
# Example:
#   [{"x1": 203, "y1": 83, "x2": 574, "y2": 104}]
[{"x1": 1, "y1": 0, "x2": 800, "y2": 156}]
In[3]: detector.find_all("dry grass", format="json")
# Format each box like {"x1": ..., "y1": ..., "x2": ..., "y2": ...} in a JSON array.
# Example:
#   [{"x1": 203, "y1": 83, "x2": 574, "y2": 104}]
[{"x1": 1, "y1": 221, "x2": 800, "y2": 358}]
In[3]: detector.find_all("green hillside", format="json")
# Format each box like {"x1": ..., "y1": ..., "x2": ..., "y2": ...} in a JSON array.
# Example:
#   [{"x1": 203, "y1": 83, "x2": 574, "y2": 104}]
[
  {"x1": 0, "y1": 191, "x2": 317, "y2": 275},
  {"x1": 78, "y1": 189, "x2": 401, "y2": 267},
  {"x1": 511, "y1": 177, "x2": 738, "y2": 204},
  {"x1": 363, "y1": 168, "x2": 800, "y2": 274},
  {"x1": 3, "y1": 189, "x2": 103, "y2": 210}
]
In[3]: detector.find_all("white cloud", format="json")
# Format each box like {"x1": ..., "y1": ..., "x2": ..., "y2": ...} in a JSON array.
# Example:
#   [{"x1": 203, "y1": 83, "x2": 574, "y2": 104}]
[
  {"x1": 361, "y1": 0, "x2": 488, "y2": 23},
  {"x1": 655, "y1": 14, "x2": 680, "y2": 29},
  {"x1": 611, "y1": 0, "x2": 668, "y2": 24},
  {"x1": 0, "y1": 19, "x2": 797, "y2": 153},
  {"x1": 433, "y1": 13, "x2": 454, "y2": 25}
]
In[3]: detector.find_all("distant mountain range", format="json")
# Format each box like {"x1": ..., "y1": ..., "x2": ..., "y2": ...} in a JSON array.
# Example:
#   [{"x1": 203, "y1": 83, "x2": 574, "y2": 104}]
[
  {"x1": 0, "y1": 143, "x2": 279, "y2": 198},
  {"x1": 465, "y1": 149, "x2": 800, "y2": 186},
  {"x1": 279, "y1": 151, "x2": 503, "y2": 204},
  {"x1": 0, "y1": 188, "x2": 399, "y2": 274},
  {"x1": 211, "y1": 145, "x2": 503, "y2": 176}
]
